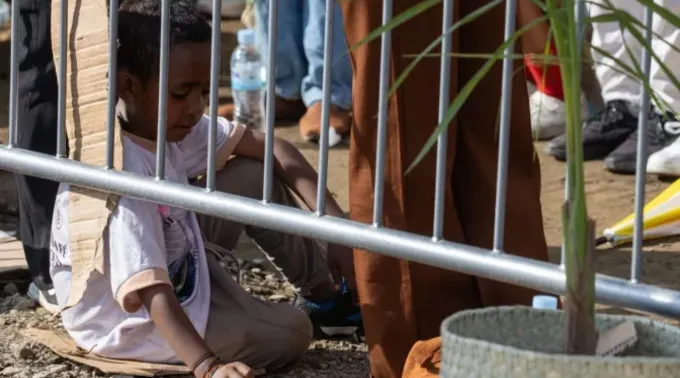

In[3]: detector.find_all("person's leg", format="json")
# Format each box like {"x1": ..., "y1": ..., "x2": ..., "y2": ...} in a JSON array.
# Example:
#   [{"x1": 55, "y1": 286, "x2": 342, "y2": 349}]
[
  {"x1": 643, "y1": 0, "x2": 680, "y2": 176},
  {"x1": 547, "y1": 0, "x2": 638, "y2": 161},
  {"x1": 298, "y1": 0, "x2": 352, "y2": 144},
  {"x1": 594, "y1": 0, "x2": 680, "y2": 173},
  {"x1": 648, "y1": 0, "x2": 680, "y2": 115},
  {"x1": 195, "y1": 157, "x2": 362, "y2": 337},
  {"x1": 252, "y1": 0, "x2": 307, "y2": 120},
  {"x1": 342, "y1": 1, "x2": 504, "y2": 376},
  {"x1": 452, "y1": 0, "x2": 549, "y2": 307},
  {"x1": 15, "y1": 0, "x2": 60, "y2": 307},
  {"x1": 590, "y1": 0, "x2": 643, "y2": 104},
  {"x1": 203, "y1": 253, "x2": 312, "y2": 373}
]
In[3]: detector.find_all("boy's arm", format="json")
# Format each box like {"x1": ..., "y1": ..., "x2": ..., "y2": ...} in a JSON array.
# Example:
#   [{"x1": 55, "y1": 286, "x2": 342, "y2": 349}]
[
  {"x1": 233, "y1": 128, "x2": 345, "y2": 218},
  {"x1": 139, "y1": 284, "x2": 253, "y2": 378},
  {"x1": 232, "y1": 128, "x2": 356, "y2": 292}
]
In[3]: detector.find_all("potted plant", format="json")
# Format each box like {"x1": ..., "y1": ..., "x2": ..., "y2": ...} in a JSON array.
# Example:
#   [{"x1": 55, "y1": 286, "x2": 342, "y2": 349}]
[{"x1": 358, "y1": 0, "x2": 680, "y2": 376}]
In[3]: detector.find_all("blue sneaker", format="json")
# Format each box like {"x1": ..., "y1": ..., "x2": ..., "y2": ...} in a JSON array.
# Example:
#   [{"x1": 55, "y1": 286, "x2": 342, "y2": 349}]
[{"x1": 293, "y1": 284, "x2": 364, "y2": 340}]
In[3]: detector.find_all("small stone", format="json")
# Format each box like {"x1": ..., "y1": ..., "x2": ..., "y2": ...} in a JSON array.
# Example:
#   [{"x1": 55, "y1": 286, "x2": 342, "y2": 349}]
[
  {"x1": 265, "y1": 274, "x2": 275, "y2": 281},
  {"x1": 35, "y1": 307, "x2": 48, "y2": 316},
  {"x1": 3, "y1": 283, "x2": 19, "y2": 295},
  {"x1": 250, "y1": 268, "x2": 262, "y2": 274},
  {"x1": 268, "y1": 294, "x2": 287, "y2": 301},
  {"x1": 32, "y1": 365, "x2": 68, "y2": 378},
  {"x1": 319, "y1": 363, "x2": 329, "y2": 369},
  {"x1": 1, "y1": 366, "x2": 23, "y2": 376},
  {"x1": 10, "y1": 343, "x2": 35, "y2": 359},
  {"x1": 249, "y1": 285, "x2": 266, "y2": 294}
]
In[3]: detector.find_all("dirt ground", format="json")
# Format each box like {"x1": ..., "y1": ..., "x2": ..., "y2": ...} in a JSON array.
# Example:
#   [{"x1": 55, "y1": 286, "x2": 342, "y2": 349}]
[{"x1": 2, "y1": 16, "x2": 680, "y2": 378}]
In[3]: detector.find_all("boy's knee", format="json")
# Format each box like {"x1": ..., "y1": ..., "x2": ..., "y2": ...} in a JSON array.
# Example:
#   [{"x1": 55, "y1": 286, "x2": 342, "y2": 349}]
[
  {"x1": 214, "y1": 157, "x2": 265, "y2": 199},
  {"x1": 282, "y1": 306, "x2": 314, "y2": 353},
  {"x1": 266, "y1": 306, "x2": 313, "y2": 370}
]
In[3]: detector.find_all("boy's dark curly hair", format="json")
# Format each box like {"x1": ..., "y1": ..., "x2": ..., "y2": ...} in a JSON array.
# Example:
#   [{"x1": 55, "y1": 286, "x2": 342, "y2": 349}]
[{"x1": 116, "y1": 0, "x2": 211, "y2": 86}]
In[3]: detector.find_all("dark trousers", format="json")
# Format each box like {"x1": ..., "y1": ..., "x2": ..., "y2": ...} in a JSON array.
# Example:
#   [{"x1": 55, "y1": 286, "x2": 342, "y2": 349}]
[{"x1": 15, "y1": 0, "x2": 61, "y2": 291}]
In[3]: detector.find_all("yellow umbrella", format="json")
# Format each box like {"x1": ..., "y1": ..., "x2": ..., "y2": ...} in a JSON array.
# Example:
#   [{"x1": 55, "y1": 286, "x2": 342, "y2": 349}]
[{"x1": 598, "y1": 178, "x2": 680, "y2": 246}]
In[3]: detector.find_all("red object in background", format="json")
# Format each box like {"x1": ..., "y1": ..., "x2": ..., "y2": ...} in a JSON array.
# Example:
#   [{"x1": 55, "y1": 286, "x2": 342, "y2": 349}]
[{"x1": 525, "y1": 41, "x2": 564, "y2": 100}]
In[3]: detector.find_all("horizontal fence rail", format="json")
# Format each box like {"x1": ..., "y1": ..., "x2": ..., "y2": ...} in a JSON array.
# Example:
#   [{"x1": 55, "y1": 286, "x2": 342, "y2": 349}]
[
  {"x1": 2, "y1": 146, "x2": 680, "y2": 318},
  {"x1": 2, "y1": 0, "x2": 678, "y2": 321}
]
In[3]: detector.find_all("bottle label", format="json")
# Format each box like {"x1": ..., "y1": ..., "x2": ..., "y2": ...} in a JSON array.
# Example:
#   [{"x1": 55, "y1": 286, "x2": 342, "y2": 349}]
[
  {"x1": 231, "y1": 61, "x2": 264, "y2": 91},
  {"x1": 231, "y1": 75, "x2": 264, "y2": 91}
]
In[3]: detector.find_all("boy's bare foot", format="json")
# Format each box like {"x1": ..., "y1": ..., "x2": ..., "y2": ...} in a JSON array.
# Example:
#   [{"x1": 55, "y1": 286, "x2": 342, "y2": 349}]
[
  {"x1": 299, "y1": 102, "x2": 351, "y2": 147},
  {"x1": 217, "y1": 96, "x2": 306, "y2": 122}
]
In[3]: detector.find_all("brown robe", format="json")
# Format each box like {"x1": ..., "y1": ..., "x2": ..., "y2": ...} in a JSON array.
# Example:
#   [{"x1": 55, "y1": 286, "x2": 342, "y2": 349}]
[{"x1": 340, "y1": 1, "x2": 550, "y2": 377}]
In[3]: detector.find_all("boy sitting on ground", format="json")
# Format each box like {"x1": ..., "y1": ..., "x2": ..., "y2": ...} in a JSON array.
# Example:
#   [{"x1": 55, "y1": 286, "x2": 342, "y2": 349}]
[{"x1": 49, "y1": 1, "x2": 361, "y2": 377}]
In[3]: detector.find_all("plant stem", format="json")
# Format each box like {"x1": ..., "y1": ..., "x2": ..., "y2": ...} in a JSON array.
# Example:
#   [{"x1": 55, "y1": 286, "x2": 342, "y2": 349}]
[{"x1": 564, "y1": 218, "x2": 597, "y2": 355}]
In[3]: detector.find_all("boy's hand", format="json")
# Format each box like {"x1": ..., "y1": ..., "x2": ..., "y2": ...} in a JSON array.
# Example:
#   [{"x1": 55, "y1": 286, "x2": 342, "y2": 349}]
[
  {"x1": 210, "y1": 362, "x2": 254, "y2": 378},
  {"x1": 327, "y1": 243, "x2": 356, "y2": 293}
]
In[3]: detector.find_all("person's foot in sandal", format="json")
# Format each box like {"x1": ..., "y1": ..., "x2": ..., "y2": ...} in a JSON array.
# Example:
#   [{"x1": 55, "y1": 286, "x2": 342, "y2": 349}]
[
  {"x1": 217, "y1": 96, "x2": 306, "y2": 122},
  {"x1": 299, "y1": 102, "x2": 351, "y2": 147}
]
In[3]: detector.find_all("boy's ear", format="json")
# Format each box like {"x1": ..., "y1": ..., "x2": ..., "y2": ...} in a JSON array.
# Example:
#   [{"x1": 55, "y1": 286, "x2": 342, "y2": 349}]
[{"x1": 117, "y1": 70, "x2": 142, "y2": 104}]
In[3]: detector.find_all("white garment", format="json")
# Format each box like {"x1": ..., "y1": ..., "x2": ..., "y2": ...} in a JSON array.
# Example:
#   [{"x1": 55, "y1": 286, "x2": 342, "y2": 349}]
[
  {"x1": 588, "y1": 0, "x2": 680, "y2": 113},
  {"x1": 50, "y1": 116, "x2": 245, "y2": 363}
]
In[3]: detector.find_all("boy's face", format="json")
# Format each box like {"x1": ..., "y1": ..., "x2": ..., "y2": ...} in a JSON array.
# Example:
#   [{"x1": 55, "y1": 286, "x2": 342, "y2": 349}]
[{"x1": 118, "y1": 42, "x2": 211, "y2": 142}]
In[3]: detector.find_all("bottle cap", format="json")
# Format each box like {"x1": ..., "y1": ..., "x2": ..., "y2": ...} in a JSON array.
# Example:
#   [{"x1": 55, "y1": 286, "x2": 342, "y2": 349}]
[
  {"x1": 237, "y1": 28, "x2": 256, "y2": 46},
  {"x1": 532, "y1": 295, "x2": 558, "y2": 310}
]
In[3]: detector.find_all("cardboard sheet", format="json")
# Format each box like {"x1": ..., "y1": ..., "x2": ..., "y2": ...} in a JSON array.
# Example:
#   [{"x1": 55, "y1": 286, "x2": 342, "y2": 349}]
[
  {"x1": 22, "y1": 328, "x2": 190, "y2": 377},
  {"x1": 50, "y1": 0, "x2": 123, "y2": 310}
]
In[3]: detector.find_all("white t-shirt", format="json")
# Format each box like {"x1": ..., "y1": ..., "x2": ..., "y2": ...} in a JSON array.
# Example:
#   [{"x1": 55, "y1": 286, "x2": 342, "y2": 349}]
[{"x1": 50, "y1": 116, "x2": 246, "y2": 363}]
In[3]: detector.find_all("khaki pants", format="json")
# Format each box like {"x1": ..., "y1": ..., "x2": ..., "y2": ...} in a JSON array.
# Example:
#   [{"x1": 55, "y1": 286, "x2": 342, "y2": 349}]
[{"x1": 194, "y1": 157, "x2": 330, "y2": 371}]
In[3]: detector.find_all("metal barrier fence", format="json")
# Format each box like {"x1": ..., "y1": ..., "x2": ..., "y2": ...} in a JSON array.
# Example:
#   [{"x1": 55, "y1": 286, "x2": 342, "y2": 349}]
[{"x1": 2, "y1": 0, "x2": 680, "y2": 318}]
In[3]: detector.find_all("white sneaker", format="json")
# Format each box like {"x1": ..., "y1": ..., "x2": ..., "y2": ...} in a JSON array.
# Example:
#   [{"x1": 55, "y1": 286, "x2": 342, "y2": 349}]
[
  {"x1": 27, "y1": 282, "x2": 60, "y2": 315},
  {"x1": 196, "y1": 0, "x2": 246, "y2": 19},
  {"x1": 647, "y1": 121, "x2": 680, "y2": 176},
  {"x1": 529, "y1": 90, "x2": 589, "y2": 141}
]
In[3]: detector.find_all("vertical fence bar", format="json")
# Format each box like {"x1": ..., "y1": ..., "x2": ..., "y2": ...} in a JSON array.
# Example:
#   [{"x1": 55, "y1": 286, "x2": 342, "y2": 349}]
[
  {"x1": 206, "y1": 0, "x2": 222, "y2": 192},
  {"x1": 155, "y1": 0, "x2": 170, "y2": 180},
  {"x1": 433, "y1": 0, "x2": 454, "y2": 240},
  {"x1": 7, "y1": 0, "x2": 19, "y2": 148},
  {"x1": 56, "y1": 0, "x2": 68, "y2": 158},
  {"x1": 561, "y1": 0, "x2": 588, "y2": 267},
  {"x1": 631, "y1": 5, "x2": 654, "y2": 283},
  {"x1": 491, "y1": 0, "x2": 517, "y2": 252},
  {"x1": 262, "y1": 0, "x2": 278, "y2": 203},
  {"x1": 106, "y1": 0, "x2": 119, "y2": 169},
  {"x1": 372, "y1": 0, "x2": 393, "y2": 227},
  {"x1": 315, "y1": 0, "x2": 336, "y2": 215}
]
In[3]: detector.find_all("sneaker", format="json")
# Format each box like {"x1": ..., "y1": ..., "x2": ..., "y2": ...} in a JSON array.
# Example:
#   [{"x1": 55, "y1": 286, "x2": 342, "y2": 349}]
[
  {"x1": 546, "y1": 100, "x2": 639, "y2": 161},
  {"x1": 604, "y1": 112, "x2": 679, "y2": 174},
  {"x1": 292, "y1": 289, "x2": 363, "y2": 340},
  {"x1": 646, "y1": 117, "x2": 680, "y2": 176},
  {"x1": 27, "y1": 282, "x2": 60, "y2": 315},
  {"x1": 529, "y1": 91, "x2": 589, "y2": 141}
]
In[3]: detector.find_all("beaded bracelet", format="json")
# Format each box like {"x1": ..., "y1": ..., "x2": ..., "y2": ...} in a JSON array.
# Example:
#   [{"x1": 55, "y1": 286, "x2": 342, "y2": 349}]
[{"x1": 204, "y1": 361, "x2": 225, "y2": 378}]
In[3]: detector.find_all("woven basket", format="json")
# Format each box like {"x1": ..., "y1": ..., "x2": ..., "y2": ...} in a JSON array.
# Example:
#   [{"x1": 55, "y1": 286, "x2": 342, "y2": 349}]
[{"x1": 440, "y1": 306, "x2": 680, "y2": 377}]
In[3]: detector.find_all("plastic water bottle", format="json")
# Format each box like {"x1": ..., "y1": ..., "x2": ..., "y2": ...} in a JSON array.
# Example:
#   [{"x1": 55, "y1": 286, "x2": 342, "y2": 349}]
[
  {"x1": 532, "y1": 295, "x2": 558, "y2": 310},
  {"x1": 0, "y1": 1, "x2": 10, "y2": 31},
  {"x1": 230, "y1": 28, "x2": 265, "y2": 130}
]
